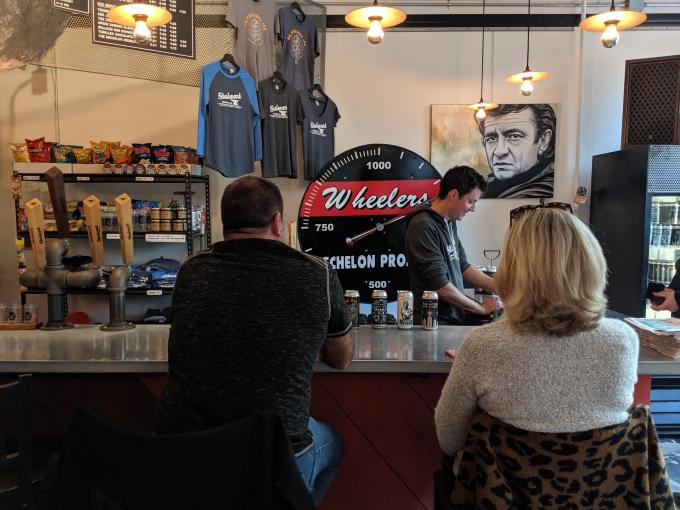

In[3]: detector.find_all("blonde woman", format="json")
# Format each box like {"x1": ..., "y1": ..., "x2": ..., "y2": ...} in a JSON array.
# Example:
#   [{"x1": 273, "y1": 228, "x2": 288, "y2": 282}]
[{"x1": 435, "y1": 206, "x2": 639, "y2": 457}]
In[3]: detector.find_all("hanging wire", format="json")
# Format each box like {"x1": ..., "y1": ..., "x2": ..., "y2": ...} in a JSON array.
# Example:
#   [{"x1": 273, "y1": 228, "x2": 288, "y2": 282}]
[
  {"x1": 525, "y1": 0, "x2": 531, "y2": 69},
  {"x1": 479, "y1": 0, "x2": 486, "y2": 100}
]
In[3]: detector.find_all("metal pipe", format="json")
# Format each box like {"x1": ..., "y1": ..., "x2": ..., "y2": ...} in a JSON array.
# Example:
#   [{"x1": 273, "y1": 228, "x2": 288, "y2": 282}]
[{"x1": 101, "y1": 266, "x2": 135, "y2": 331}]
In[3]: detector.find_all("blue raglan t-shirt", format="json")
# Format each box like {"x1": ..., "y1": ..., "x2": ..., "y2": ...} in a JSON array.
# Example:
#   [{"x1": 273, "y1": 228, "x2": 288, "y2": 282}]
[{"x1": 197, "y1": 61, "x2": 262, "y2": 177}]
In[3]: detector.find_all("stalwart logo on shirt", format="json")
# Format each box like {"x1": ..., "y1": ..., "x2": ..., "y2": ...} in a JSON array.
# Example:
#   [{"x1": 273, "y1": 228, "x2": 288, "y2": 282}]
[
  {"x1": 245, "y1": 12, "x2": 268, "y2": 47},
  {"x1": 446, "y1": 242, "x2": 459, "y2": 263},
  {"x1": 311, "y1": 121, "x2": 326, "y2": 137},
  {"x1": 287, "y1": 29, "x2": 306, "y2": 64},
  {"x1": 217, "y1": 91, "x2": 242, "y2": 109},
  {"x1": 269, "y1": 104, "x2": 288, "y2": 119}
]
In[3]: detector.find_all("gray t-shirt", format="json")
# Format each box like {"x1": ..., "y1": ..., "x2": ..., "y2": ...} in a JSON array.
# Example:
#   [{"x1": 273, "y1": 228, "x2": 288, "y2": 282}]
[
  {"x1": 258, "y1": 78, "x2": 299, "y2": 178},
  {"x1": 405, "y1": 207, "x2": 471, "y2": 324},
  {"x1": 297, "y1": 89, "x2": 340, "y2": 180},
  {"x1": 226, "y1": 0, "x2": 277, "y2": 87},
  {"x1": 156, "y1": 239, "x2": 351, "y2": 453},
  {"x1": 277, "y1": 6, "x2": 319, "y2": 91}
]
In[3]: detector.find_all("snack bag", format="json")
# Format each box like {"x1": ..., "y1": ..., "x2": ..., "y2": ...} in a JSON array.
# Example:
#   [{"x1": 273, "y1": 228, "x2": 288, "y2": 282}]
[
  {"x1": 53, "y1": 144, "x2": 78, "y2": 163},
  {"x1": 25, "y1": 137, "x2": 51, "y2": 162},
  {"x1": 73, "y1": 147, "x2": 92, "y2": 164},
  {"x1": 9, "y1": 142, "x2": 30, "y2": 162},
  {"x1": 111, "y1": 145, "x2": 133, "y2": 164},
  {"x1": 172, "y1": 146, "x2": 191, "y2": 164},
  {"x1": 132, "y1": 143, "x2": 152, "y2": 163},
  {"x1": 152, "y1": 145, "x2": 173, "y2": 164},
  {"x1": 188, "y1": 148, "x2": 200, "y2": 165},
  {"x1": 91, "y1": 141, "x2": 110, "y2": 163}
]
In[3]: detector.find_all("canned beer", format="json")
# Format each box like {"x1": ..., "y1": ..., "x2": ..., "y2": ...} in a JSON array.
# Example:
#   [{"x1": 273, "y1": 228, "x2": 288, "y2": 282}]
[
  {"x1": 422, "y1": 291, "x2": 439, "y2": 330},
  {"x1": 397, "y1": 290, "x2": 414, "y2": 329},
  {"x1": 344, "y1": 290, "x2": 360, "y2": 328},
  {"x1": 371, "y1": 290, "x2": 387, "y2": 329},
  {"x1": 650, "y1": 223, "x2": 661, "y2": 246}
]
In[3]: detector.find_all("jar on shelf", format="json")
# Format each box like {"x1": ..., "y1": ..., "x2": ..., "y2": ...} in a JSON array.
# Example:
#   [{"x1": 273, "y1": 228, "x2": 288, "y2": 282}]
[
  {"x1": 175, "y1": 207, "x2": 187, "y2": 220},
  {"x1": 172, "y1": 219, "x2": 186, "y2": 232},
  {"x1": 149, "y1": 207, "x2": 161, "y2": 220},
  {"x1": 160, "y1": 208, "x2": 174, "y2": 220},
  {"x1": 148, "y1": 220, "x2": 161, "y2": 232},
  {"x1": 159, "y1": 219, "x2": 172, "y2": 232}
]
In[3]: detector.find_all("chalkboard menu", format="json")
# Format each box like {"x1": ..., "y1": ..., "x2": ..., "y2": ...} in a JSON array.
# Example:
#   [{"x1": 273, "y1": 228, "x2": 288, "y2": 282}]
[
  {"x1": 53, "y1": 0, "x2": 90, "y2": 15},
  {"x1": 92, "y1": 0, "x2": 195, "y2": 59}
]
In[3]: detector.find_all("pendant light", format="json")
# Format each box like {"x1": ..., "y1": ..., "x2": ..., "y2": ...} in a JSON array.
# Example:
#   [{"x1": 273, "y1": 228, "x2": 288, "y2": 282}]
[
  {"x1": 107, "y1": 2, "x2": 173, "y2": 44},
  {"x1": 579, "y1": 0, "x2": 646, "y2": 49},
  {"x1": 345, "y1": 0, "x2": 406, "y2": 45},
  {"x1": 505, "y1": 0, "x2": 549, "y2": 96},
  {"x1": 466, "y1": 0, "x2": 497, "y2": 120}
]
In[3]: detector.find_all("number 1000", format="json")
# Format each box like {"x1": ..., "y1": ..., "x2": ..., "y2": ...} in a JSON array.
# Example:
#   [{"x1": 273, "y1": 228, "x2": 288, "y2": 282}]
[{"x1": 366, "y1": 161, "x2": 391, "y2": 170}]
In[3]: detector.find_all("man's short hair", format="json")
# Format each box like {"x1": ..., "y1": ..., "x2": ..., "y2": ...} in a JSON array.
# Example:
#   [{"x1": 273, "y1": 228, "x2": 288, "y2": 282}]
[
  {"x1": 221, "y1": 176, "x2": 283, "y2": 231},
  {"x1": 477, "y1": 104, "x2": 556, "y2": 163},
  {"x1": 438, "y1": 166, "x2": 487, "y2": 199}
]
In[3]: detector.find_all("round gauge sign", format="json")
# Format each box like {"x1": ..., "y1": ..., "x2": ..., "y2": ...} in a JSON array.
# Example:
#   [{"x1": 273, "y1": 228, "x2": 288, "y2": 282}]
[{"x1": 297, "y1": 144, "x2": 441, "y2": 302}]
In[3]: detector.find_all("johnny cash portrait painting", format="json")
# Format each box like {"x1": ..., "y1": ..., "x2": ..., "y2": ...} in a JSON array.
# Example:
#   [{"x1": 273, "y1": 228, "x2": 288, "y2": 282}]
[{"x1": 431, "y1": 104, "x2": 557, "y2": 198}]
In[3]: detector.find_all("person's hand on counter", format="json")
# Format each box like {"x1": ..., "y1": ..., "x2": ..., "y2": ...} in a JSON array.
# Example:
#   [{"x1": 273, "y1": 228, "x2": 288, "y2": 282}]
[
  {"x1": 444, "y1": 349, "x2": 457, "y2": 359},
  {"x1": 480, "y1": 295, "x2": 503, "y2": 316},
  {"x1": 651, "y1": 288, "x2": 680, "y2": 313}
]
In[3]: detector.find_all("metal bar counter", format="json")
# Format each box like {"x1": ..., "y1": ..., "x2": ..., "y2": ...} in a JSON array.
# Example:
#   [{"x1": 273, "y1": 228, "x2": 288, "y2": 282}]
[{"x1": 0, "y1": 324, "x2": 677, "y2": 375}]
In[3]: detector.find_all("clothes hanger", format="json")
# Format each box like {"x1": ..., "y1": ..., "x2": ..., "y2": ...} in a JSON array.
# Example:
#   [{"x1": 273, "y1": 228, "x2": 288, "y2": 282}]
[
  {"x1": 272, "y1": 70, "x2": 287, "y2": 89},
  {"x1": 291, "y1": 2, "x2": 305, "y2": 21},
  {"x1": 220, "y1": 53, "x2": 240, "y2": 73},
  {"x1": 311, "y1": 83, "x2": 327, "y2": 102}
]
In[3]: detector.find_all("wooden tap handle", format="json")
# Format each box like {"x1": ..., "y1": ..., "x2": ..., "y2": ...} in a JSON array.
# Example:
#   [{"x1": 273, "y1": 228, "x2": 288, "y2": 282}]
[
  {"x1": 115, "y1": 193, "x2": 134, "y2": 265},
  {"x1": 83, "y1": 195, "x2": 105, "y2": 266},
  {"x1": 24, "y1": 198, "x2": 46, "y2": 269},
  {"x1": 45, "y1": 166, "x2": 70, "y2": 238}
]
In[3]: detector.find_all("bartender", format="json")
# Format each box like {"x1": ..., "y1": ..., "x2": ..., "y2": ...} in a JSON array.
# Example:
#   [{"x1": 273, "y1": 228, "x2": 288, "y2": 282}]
[
  {"x1": 652, "y1": 258, "x2": 680, "y2": 318},
  {"x1": 405, "y1": 166, "x2": 502, "y2": 325}
]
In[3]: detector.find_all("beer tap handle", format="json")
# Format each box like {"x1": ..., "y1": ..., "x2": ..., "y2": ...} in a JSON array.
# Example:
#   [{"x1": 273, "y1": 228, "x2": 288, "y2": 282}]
[
  {"x1": 45, "y1": 167, "x2": 70, "y2": 239},
  {"x1": 24, "y1": 198, "x2": 46, "y2": 269},
  {"x1": 83, "y1": 195, "x2": 105, "y2": 267},
  {"x1": 114, "y1": 193, "x2": 134, "y2": 266}
]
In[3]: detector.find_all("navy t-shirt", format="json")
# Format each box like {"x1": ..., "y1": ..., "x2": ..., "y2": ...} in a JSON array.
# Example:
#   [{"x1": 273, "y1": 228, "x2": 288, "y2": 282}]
[
  {"x1": 297, "y1": 89, "x2": 340, "y2": 180},
  {"x1": 156, "y1": 239, "x2": 351, "y2": 453}
]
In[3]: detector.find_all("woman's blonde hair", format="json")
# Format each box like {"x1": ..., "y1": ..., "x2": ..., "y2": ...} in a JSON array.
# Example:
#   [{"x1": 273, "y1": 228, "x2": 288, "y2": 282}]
[{"x1": 495, "y1": 208, "x2": 607, "y2": 336}]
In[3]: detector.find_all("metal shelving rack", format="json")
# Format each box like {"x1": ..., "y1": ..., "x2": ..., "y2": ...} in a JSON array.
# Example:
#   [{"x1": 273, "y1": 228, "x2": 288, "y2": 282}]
[{"x1": 13, "y1": 168, "x2": 211, "y2": 304}]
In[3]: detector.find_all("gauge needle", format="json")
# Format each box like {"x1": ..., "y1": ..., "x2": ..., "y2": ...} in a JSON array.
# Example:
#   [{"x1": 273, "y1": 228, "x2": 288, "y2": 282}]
[{"x1": 345, "y1": 216, "x2": 403, "y2": 247}]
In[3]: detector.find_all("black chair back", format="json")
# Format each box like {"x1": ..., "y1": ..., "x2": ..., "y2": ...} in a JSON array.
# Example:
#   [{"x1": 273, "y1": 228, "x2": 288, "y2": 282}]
[
  {"x1": 0, "y1": 374, "x2": 34, "y2": 510},
  {"x1": 48, "y1": 408, "x2": 314, "y2": 510}
]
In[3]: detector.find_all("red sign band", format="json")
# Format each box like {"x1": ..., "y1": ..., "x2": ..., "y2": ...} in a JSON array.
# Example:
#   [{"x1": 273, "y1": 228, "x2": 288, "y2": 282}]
[{"x1": 300, "y1": 179, "x2": 441, "y2": 217}]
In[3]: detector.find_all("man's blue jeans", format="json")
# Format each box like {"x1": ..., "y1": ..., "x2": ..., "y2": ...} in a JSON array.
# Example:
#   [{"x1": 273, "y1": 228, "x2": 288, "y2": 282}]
[{"x1": 294, "y1": 417, "x2": 344, "y2": 505}]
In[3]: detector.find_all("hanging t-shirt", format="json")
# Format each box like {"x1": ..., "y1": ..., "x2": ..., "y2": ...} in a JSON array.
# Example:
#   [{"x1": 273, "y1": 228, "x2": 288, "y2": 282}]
[
  {"x1": 197, "y1": 61, "x2": 262, "y2": 178},
  {"x1": 277, "y1": 6, "x2": 319, "y2": 91},
  {"x1": 258, "y1": 78, "x2": 299, "y2": 178},
  {"x1": 225, "y1": 0, "x2": 277, "y2": 87},
  {"x1": 297, "y1": 89, "x2": 340, "y2": 181}
]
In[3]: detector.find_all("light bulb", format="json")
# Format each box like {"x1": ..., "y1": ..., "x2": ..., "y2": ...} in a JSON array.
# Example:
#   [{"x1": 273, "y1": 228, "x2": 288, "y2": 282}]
[
  {"x1": 475, "y1": 108, "x2": 486, "y2": 121},
  {"x1": 367, "y1": 16, "x2": 384, "y2": 45},
  {"x1": 520, "y1": 78, "x2": 534, "y2": 96},
  {"x1": 601, "y1": 22, "x2": 619, "y2": 49},
  {"x1": 132, "y1": 15, "x2": 152, "y2": 44}
]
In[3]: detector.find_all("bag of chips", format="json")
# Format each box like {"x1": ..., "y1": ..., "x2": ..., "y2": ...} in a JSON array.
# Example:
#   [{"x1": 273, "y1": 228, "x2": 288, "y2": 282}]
[
  {"x1": 111, "y1": 145, "x2": 133, "y2": 164},
  {"x1": 73, "y1": 147, "x2": 92, "y2": 164},
  {"x1": 25, "y1": 137, "x2": 51, "y2": 162},
  {"x1": 9, "y1": 142, "x2": 30, "y2": 162},
  {"x1": 53, "y1": 144, "x2": 78, "y2": 163},
  {"x1": 132, "y1": 143, "x2": 152, "y2": 163},
  {"x1": 152, "y1": 145, "x2": 173, "y2": 164},
  {"x1": 172, "y1": 146, "x2": 191, "y2": 164},
  {"x1": 91, "y1": 141, "x2": 111, "y2": 163},
  {"x1": 188, "y1": 148, "x2": 200, "y2": 165}
]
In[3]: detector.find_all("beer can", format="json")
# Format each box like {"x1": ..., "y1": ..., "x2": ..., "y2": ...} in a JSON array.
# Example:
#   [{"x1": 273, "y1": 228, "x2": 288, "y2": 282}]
[
  {"x1": 650, "y1": 223, "x2": 661, "y2": 246},
  {"x1": 397, "y1": 290, "x2": 414, "y2": 330},
  {"x1": 344, "y1": 290, "x2": 360, "y2": 328},
  {"x1": 371, "y1": 290, "x2": 387, "y2": 329},
  {"x1": 661, "y1": 224, "x2": 672, "y2": 246},
  {"x1": 422, "y1": 291, "x2": 439, "y2": 330},
  {"x1": 651, "y1": 202, "x2": 660, "y2": 223},
  {"x1": 671, "y1": 224, "x2": 680, "y2": 246}
]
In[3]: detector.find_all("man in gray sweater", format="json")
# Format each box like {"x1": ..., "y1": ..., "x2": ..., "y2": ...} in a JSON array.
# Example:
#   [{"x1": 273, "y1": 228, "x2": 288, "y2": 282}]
[{"x1": 405, "y1": 166, "x2": 501, "y2": 325}]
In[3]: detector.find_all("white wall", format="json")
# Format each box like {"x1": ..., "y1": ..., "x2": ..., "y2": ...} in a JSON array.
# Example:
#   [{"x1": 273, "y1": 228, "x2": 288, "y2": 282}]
[{"x1": 1, "y1": 27, "x2": 679, "y2": 319}]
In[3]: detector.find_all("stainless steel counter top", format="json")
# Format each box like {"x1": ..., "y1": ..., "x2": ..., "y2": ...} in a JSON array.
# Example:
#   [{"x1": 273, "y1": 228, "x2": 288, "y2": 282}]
[{"x1": 0, "y1": 324, "x2": 677, "y2": 375}]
